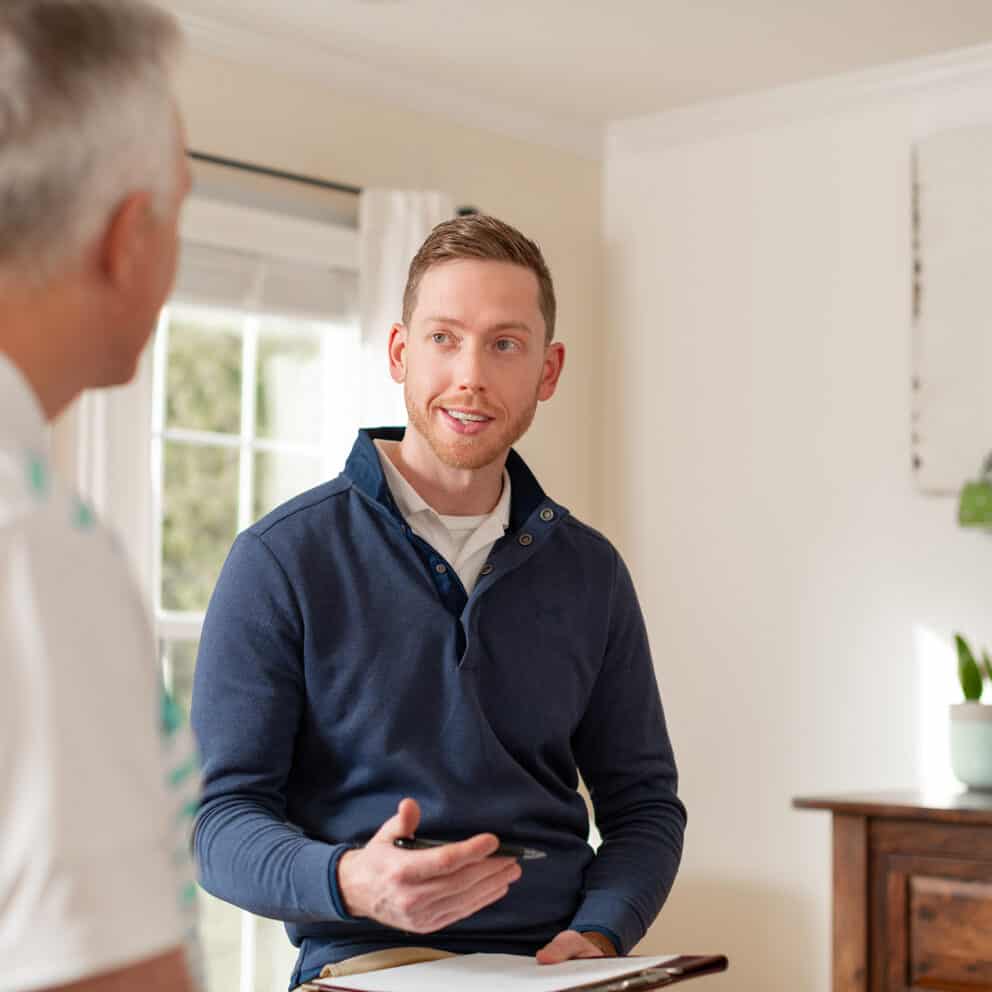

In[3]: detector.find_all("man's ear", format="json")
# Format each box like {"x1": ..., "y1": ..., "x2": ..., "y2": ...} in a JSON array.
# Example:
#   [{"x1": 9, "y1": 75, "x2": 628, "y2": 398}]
[
  {"x1": 99, "y1": 190, "x2": 154, "y2": 289},
  {"x1": 538, "y1": 341, "x2": 565, "y2": 402},
  {"x1": 388, "y1": 323, "x2": 408, "y2": 383}
]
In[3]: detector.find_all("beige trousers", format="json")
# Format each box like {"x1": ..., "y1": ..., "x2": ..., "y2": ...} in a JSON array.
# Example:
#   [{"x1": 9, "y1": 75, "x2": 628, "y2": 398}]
[{"x1": 294, "y1": 946, "x2": 456, "y2": 990}]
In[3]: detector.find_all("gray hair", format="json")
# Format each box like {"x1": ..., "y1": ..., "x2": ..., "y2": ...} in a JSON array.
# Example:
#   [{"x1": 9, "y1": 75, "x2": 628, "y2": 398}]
[{"x1": 0, "y1": 0, "x2": 182, "y2": 285}]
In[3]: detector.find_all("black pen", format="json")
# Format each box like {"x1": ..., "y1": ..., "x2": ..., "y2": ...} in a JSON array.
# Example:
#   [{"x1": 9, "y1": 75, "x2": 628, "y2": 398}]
[{"x1": 393, "y1": 836, "x2": 547, "y2": 861}]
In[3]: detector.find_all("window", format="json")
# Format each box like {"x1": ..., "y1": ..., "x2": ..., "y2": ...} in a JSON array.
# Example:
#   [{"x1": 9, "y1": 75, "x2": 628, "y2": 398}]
[{"x1": 152, "y1": 195, "x2": 359, "y2": 991}]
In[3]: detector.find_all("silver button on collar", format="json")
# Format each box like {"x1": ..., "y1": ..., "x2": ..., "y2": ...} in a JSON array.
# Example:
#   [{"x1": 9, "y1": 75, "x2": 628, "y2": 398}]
[
  {"x1": 480, "y1": 563, "x2": 495, "y2": 576},
  {"x1": 518, "y1": 533, "x2": 534, "y2": 547},
  {"x1": 435, "y1": 563, "x2": 448, "y2": 575},
  {"x1": 540, "y1": 508, "x2": 555, "y2": 522}
]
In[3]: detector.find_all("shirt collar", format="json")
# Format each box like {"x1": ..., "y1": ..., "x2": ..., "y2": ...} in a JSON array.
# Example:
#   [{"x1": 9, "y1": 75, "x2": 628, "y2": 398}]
[
  {"x1": 346, "y1": 427, "x2": 551, "y2": 534},
  {"x1": 374, "y1": 438, "x2": 512, "y2": 532},
  {"x1": 0, "y1": 353, "x2": 47, "y2": 452}
]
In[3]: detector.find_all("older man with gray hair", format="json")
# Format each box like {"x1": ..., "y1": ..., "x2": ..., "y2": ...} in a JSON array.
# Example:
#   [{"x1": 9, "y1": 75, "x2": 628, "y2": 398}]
[{"x1": 0, "y1": 2, "x2": 196, "y2": 990}]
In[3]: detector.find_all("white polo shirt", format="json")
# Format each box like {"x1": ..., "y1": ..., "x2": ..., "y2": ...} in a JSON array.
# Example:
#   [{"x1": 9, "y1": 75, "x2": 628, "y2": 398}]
[
  {"x1": 375, "y1": 439, "x2": 510, "y2": 595},
  {"x1": 0, "y1": 355, "x2": 201, "y2": 991}
]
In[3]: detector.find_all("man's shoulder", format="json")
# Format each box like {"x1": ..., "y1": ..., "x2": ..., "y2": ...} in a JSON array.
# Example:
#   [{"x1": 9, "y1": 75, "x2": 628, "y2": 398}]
[
  {"x1": 556, "y1": 513, "x2": 620, "y2": 565},
  {"x1": 0, "y1": 444, "x2": 42, "y2": 530},
  {"x1": 0, "y1": 446, "x2": 110, "y2": 553},
  {"x1": 246, "y1": 473, "x2": 355, "y2": 545}
]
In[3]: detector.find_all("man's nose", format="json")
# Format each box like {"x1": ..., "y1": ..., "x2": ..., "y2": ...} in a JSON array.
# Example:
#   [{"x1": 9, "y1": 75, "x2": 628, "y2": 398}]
[{"x1": 454, "y1": 343, "x2": 487, "y2": 391}]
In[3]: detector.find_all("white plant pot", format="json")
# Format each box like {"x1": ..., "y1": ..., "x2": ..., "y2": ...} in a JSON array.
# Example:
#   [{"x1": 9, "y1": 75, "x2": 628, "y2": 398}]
[{"x1": 950, "y1": 703, "x2": 992, "y2": 791}]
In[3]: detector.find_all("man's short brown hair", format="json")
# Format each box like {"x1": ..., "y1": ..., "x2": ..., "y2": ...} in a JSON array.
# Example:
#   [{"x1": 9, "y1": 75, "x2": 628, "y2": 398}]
[{"x1": 402, "y1": 215, "x2": 557, "y2": 342}]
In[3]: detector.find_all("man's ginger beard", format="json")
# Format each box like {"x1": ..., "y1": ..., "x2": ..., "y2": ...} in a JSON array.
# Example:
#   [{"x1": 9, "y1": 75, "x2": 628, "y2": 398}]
[{"x1": 405, "y1": 384, "x2": 541, "y2": 470}]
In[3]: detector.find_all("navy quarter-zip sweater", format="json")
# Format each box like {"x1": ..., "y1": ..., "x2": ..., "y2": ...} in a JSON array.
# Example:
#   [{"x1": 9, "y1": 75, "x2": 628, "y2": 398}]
[{"x1": 191, "y1": 429, "x2": 685, "y2": 988}]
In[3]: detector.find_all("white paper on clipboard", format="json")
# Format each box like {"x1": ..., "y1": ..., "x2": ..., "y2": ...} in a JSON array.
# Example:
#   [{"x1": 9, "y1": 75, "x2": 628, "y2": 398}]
[{"x1": 311, "y1": 953, "x2": 679, "y2": 992}]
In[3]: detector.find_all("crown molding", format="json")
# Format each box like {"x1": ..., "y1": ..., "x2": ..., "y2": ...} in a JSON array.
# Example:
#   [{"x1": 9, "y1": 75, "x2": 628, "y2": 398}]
[
  {"x1": 176, "y1": 11, "x2": 604, "y2": 162},
  {"x1": 608, "y1": 42, "x2": 992, "y2": 157}
]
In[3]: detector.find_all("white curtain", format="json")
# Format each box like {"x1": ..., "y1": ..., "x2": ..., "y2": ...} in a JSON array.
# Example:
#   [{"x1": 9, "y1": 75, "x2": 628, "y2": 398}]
[
  {"x1": 50, "y1": 344, "x2": 156, "y2": 607},
  {"x1": 359, "y1": 190, "x2": 454, "y2": 428}
]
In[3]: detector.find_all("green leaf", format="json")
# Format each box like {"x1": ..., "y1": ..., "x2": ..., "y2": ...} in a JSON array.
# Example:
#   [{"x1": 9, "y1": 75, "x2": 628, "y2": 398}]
[
  {"x1": 956, "y1": 634, "x2": 984, "y2": 701},
  {"x1": 958, "y1": 480, "x2": 992, "y2": 527},
  {"x1": 983, "y1": 651, "x2": 992, "y2": 685}
]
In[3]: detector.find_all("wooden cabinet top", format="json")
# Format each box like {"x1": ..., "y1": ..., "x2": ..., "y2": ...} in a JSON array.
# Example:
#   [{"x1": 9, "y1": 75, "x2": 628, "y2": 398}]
[{"x1": 792, "y1": 789, "x2": 992, "y2": 825}]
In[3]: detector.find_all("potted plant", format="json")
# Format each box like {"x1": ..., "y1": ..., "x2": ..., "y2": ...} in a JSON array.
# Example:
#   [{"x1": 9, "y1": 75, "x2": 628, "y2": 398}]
[{"x1": 950, "y1": 633, "x2": 992, "y2": 791}]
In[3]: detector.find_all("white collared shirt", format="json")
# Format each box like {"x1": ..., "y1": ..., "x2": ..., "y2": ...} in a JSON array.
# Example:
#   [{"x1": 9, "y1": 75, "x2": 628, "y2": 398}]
[
  {"x1": 0, "y1": 355, "x2": 200, "y2": 990},
  {"x1": 375, "y1": 439, "x2": 510, "y2": 596}
]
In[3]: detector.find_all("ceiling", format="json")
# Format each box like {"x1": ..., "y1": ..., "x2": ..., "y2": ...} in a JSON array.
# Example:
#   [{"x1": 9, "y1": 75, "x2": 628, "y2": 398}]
[{"x1": 171, "y1": 1, "x2": 992, "y2": 154}]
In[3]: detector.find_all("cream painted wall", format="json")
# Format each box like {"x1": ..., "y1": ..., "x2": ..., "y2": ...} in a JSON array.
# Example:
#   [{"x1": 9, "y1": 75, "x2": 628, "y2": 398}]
[
  {"x1": 604, "y1": 75, "x2": 992, "y2": 988},
  {"x1": 173, "y1": 50, "x2": 603, "y2": 524}
]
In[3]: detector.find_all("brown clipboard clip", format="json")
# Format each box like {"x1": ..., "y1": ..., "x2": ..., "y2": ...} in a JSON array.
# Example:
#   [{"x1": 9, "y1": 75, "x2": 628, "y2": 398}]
[{"x1": 555, "y1": 955, "x2": 729, "y2": 992}]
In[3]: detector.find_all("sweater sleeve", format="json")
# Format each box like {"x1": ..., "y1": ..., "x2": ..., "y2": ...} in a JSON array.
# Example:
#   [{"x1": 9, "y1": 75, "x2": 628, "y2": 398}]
[
  {"x1": 190, "y1": 531, "x2": 355, "y2": 923},
  {"x1": 567, "y1": 550, "x2": 686, "y2": 953}
]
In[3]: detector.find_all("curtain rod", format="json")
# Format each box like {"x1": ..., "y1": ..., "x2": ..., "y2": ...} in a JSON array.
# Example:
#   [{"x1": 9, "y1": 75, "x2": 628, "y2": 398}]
[
  {"x1": 186, "y1": 149, "x2": 479, "y2": 215},
  {"x1": 187, "y1": 149, "x2": 362, "y2": 196}
]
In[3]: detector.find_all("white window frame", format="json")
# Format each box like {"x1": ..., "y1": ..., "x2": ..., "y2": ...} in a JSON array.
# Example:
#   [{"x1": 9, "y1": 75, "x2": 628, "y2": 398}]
[
  {"x1": 153, "y1": 195, "x2": 357, "y2": 654},
  {"x1": 151, "y1": 195, "x2": 358, "y2": 992}
]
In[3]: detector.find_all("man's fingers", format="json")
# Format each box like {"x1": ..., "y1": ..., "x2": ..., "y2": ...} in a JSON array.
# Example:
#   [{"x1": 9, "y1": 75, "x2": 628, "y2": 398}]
[
  {"x1": 401, "y1": 833, "x2": 502, "y2": 881},
  {"x1": 417, "y1": 858, "x2": 521, "y2": 910},
  {"x1": 373, "y1": 798, "x2": 421, "y2": 844},
  {"x1": 416, "y1": 862, "x2": 519, "y2": 931},
  {"x1": 394, "y1": 798, "x2": 420, "y2": 839},
  {"x1": 536, "y1": 930, "x2": 605, "y2": 965}
]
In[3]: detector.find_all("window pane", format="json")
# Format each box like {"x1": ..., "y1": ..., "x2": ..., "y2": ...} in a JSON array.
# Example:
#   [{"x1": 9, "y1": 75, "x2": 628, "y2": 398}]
[
  {"x1": 253, "y1": 450, "x2": 323, "y2": 521},
  {"x1": 256, "y1": 323, "x2": 322, "y2": 444},
  {"x1": 162, "y1": 442, "x2": 239, "y2": 612},
  {"x1": 160, "y1": 639, "x2": 199, "y2": 722},
  {"x1": 254, "y1": 917, "x2": 299, "y2": 992},
  {"x1": 199, "y1": 887, "x2": 243, "y2": 992},
  {"x1": 166, "y1": 314, "x2": 242, "y2": 435}
]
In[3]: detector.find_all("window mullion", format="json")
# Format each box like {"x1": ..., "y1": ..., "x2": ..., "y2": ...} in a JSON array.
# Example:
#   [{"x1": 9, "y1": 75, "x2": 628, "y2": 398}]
[
  {"x1": 239, "y1": 316, "x2": 260, "y2": 533},
  {"x1": 160, "y1": 427, "x2": 242, "y2": 449},
  {"x1": 151, "y1": 310, "x2": 171, "y2": 620},
  {"x1": 156, "y1": 612, "x2": 206, "y2": 641}
]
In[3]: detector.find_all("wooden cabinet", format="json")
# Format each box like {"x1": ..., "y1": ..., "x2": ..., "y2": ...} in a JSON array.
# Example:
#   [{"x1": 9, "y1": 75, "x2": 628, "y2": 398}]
[{"x1": 794, "y1": 792, "x2": 992, "y2": 992}]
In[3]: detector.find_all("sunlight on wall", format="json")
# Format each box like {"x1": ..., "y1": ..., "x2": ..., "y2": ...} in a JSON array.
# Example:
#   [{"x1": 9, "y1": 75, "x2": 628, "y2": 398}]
[{"x1": 915, "y1": 624, "x2": 962, "y2": 794}]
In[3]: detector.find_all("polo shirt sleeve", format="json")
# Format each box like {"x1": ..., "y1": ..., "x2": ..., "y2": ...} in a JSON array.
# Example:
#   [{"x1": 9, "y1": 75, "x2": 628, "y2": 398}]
[
  {"x1": 0, "y1": 518, "x2": 185, "y2": 991},
  {"x1": 191, "y1": 530, "x2": 355, "y2": 923},
  {"x1": 567, "y1": 549, "x2": 687, "y2": 954}
]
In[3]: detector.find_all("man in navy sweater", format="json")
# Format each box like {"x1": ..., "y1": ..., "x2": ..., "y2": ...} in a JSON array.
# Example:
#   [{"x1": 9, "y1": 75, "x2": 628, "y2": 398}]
[{"x1": 191, "y1": 215, "x2": 686, "y2": 989}]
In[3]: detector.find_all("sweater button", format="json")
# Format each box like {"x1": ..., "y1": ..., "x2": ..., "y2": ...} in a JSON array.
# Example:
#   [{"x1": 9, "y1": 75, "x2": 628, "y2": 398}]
[
  {"x1": 480, "y1": 563, "x2": 494, "y2": 576},
  {"x1": 435, "y1": 563, "x2": 448, "y2": 574},
  {"x1": 518, "y1": 533, "x2": 534, "y2": 547},
  {"x1": 540, "y1": 508, "x2": 555, "y2": 522}
]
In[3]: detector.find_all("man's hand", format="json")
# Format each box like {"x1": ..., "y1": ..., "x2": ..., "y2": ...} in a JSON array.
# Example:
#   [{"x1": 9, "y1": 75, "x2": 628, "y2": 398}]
[
  {"x1": 337, "y1": 798, "x2": 522, "y2": 933},
  {"x1": 536, "y1": 930, "x2": 618, "y2": 964}
]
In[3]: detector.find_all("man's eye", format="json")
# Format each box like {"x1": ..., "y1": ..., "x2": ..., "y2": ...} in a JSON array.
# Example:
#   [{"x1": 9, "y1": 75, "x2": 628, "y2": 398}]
[
  {"x1": 431, "y1": 333, "x2": 449, "y2": 345},
  {"x1": 495, "y1": 339, "x2": 519, "y2": 352}
]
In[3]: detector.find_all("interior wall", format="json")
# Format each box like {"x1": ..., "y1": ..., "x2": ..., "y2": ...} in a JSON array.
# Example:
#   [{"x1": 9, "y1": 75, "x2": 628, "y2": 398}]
[
  {"x1": 603, "y1": 71, "x2": 992, "y2": 989},
  {"x1": 174, "y1": 50, "x2": 603, "y2": 524}
]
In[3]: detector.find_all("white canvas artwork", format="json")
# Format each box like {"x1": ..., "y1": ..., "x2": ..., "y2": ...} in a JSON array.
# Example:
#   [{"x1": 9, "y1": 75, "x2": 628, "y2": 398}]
[{"x1": 912, "y1": 124, "x2": 992, "y2": 494}]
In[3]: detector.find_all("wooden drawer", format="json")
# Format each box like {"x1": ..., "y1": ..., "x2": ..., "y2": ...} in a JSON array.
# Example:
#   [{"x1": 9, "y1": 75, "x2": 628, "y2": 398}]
[{"x1": 871, "y1": 851, "x2": 992, "y2": 991}]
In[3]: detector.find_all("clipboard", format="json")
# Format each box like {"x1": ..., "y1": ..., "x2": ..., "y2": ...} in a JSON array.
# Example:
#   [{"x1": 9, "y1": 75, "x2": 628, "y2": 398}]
[{"x1": 303, "y1": 952, "x2": 728, "y2": 992}]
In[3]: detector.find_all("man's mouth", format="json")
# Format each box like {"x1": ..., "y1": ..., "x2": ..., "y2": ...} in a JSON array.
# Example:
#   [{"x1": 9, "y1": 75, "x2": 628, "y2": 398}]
[
  {"x1": 439, "y1": 407, "x2": 495, "y2": 434},
  {"x1": 443, "y1": 408, "x2": 492, "y2": 424}
]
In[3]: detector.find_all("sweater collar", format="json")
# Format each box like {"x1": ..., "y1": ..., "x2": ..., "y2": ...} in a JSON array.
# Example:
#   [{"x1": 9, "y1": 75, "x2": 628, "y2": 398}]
[{"x1": 345, "y1": 427, "x2": 549, "y2": 533}]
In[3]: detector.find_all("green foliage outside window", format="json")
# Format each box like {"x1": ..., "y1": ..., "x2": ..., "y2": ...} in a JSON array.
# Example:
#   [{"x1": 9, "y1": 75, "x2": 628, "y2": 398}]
[{"x1": 162, "y1": 321, "x2": 242, "y2": 612}]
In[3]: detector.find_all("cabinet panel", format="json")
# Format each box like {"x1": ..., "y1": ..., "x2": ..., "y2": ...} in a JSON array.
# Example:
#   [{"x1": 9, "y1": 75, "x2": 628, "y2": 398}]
[
  {"x1": 910, "y1": 875, "x2": 992, "y2": 986},
  {"x1": 877, "y1": 853, "x2": 992, "y2": 991},
  {"x1": 872, "y1": 821, "x2": 992, "y2": 862}
]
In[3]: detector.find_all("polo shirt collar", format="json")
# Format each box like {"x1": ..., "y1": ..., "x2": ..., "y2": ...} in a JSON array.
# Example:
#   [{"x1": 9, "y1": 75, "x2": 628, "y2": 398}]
[
  {"x1": 346, "y1": 427, "x2": 548, "y2": 534},
  {"x1": 374, "y1": 438, "x2": 511, "y2": 534},
  {"x1": 0, "y1": 353, "x2": 47, "y2": 451}
]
